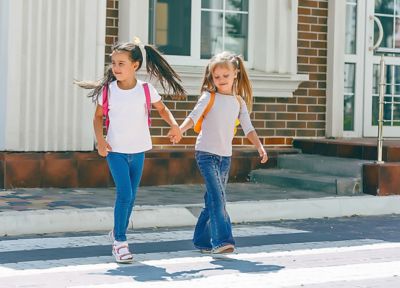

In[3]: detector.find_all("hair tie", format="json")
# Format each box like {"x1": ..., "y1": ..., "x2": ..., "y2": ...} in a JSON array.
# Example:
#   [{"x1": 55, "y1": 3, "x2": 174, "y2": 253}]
[{"x1": 133, "y1": 36, "x2": 146, "y2": 55}]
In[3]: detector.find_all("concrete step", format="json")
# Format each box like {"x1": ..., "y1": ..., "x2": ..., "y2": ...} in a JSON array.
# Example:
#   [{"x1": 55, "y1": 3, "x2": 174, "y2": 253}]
[
  {"x1": 277, "y1": 154, "x2": 371, "y2": 177},
  {"x1": 249, "y1": 168, "x2": 361, "y2": 195}
]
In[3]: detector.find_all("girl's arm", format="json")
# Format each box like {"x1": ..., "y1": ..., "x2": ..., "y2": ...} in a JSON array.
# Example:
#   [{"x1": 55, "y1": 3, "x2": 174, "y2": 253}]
[
  {"x1": 179, "y1": 117, "x2": 194, "y2": 134},
  {"x1": 246, "y1": 130, "x2": 268, "y2": 163},
  {"x1": 153, "y1": 100, "x2": 182, "y2": 143},
  {"x1": 93, "y1": 105, "x2": 112, "y2": 157}
]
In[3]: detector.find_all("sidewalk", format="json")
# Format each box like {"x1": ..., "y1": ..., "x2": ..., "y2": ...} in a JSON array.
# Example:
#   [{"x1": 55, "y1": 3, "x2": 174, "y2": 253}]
[{"x1": 1, "y1": 183, "x2": 400, "y2": 236}]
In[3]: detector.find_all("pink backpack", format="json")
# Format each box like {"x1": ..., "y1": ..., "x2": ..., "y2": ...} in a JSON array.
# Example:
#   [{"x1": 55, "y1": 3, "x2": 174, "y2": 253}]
[{"x1": 102, "y1": 83, "x2": 151, "y2": 133}]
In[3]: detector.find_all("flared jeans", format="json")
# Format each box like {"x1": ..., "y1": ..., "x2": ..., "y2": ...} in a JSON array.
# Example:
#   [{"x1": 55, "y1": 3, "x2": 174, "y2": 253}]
[{"x1": 193, "y1": 151, "x2": 235, "y2": 250}]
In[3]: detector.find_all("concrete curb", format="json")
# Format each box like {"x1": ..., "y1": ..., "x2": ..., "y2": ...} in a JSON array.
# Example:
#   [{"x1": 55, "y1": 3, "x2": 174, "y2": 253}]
[{"x1": 1, "y1": 195, "x2": 400, "y2": 236}]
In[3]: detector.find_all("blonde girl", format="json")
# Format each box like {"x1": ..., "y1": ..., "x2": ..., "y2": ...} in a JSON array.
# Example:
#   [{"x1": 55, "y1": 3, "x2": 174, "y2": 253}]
[{"x1": 179, "y1": 51, "x2": 267, "y2": 254}]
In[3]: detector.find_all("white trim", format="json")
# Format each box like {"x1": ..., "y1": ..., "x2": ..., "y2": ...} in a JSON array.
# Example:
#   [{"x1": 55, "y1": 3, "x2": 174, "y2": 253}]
[
  {"x1": 290, "y1": 0, "x2": 298, "y2": 75},
  {"x1": 191, "y1": 0, "x2": 201, "y2": 60},
  {"x1": 343, "y1": 0, "x2": 367, "y2": 138},
  {"x1": 138, "y1": 66, "x2": 308, "y2": 98},
  {"x1": 363, "y1": 0, "x2": 375, "y2": 137},
  {"x1": 327, "y1": 0, "x2": 346, "y2": 138}
]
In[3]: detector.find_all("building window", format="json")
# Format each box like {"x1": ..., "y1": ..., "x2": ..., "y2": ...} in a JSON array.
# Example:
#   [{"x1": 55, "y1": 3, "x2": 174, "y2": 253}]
[
  {"x1": 149, "y1": 0, "x2": 249, "y2": 62},
  {"x1": 345, "y1": 0, "x2": 357, "y2": 54},
  {"x1": 149, "y1": 0, "x2": 191, "y2": 56},
  {"x1": 119, "y1": 0, "x2": 304, "y2": 97},
  {"x1": 372, "y1": 64, "x2": 400, "y2": 127},
  {"x1": 374, "y1": 0, "x2": 400, "y2": 49},
  {"x1": 200, "y1": 0, "x2": 249, "y2": 59},
  {"x1": 344, "y1": 63, "x2": 356, "y2": 131},
  {"x1": 343, "y1": 0, "x2": 357, "y2": 131}
]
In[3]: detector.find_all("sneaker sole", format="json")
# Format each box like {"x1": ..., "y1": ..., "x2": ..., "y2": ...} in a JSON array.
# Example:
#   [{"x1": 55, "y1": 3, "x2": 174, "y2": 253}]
[
  {"x1": 212, "y1": 245, "x2": 235, "y2": 254},
  {"x1": 112, "y1": 252, "x2": 134, "y2": 264}
]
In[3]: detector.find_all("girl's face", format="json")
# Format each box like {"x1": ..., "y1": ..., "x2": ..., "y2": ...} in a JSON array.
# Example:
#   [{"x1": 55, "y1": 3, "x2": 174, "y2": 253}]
[
  {"x1": 212, "y1": 64, "x2": 236, "y2": 95},
  {"x1": 111, "y1": 51, "x2": 139, "y2": 83}
]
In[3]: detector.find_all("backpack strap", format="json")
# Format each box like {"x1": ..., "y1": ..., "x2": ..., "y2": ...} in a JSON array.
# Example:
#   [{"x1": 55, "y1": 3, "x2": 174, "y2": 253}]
[
  {"x1": 102, "y1": 83, "x2": 152, "y2": 134},
  {"x1": 102, "y1": 84, "x2": 110, "y2": 133},
  {"x1": 234, "y1": 95, "x2": 242, "y2": 135},
  {"x1": 194, "y1": 91, "x2": 215, "y2": 133},
  {"x1": 143, "y1": 83, "x2": 151, "y2": 127}
]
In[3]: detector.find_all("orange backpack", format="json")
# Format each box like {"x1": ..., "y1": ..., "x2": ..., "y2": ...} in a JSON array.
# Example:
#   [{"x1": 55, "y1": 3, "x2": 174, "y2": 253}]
[{"x1": 193, "y1": 91, "x2": 241, "y2": 135}]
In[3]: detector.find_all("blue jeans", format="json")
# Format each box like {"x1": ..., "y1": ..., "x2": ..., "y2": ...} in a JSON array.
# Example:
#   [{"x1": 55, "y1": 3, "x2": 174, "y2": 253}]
[
  {"x1": 106, "y1": 151, "x2": 145, "y2": 242},
  {"x1": 193, "y1": 151, "x2": 235, "y2": 250}
]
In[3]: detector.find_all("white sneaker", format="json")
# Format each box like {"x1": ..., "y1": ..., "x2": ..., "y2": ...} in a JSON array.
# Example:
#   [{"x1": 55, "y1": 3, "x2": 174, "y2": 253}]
[{"x1": 212, "y1": 244, "x2": 235, "y2": 254}]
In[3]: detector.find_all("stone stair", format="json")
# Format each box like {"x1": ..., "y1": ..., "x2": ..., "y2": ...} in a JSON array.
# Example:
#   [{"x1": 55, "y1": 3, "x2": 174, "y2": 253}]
[{"x1": 249, "y1": 154, "x2": 372, "y2": 195}]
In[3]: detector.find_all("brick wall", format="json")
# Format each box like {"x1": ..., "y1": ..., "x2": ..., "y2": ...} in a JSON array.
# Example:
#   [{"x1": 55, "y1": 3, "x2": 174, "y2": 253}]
[
  {"x1": 104, "y1": 0, "x2": 329, "y2": 149},
  {"x1": 105, "y1": 0, "x2": 119, "y2": 65},
  {"x1": 295, "y1": 0, "x2": 328, "y2": 138}
]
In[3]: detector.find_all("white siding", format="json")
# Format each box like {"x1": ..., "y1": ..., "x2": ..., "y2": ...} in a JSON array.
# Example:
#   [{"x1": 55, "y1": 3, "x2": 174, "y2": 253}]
[
  {"x1": 0, "y1": 0, "x2": 10, "y2": 149},
  {"x1": 0, "y1": 0, "x2": 106, "y2": 151}
]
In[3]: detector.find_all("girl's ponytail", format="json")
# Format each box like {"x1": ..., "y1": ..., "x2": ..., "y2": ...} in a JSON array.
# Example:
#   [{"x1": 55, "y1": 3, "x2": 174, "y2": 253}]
[
  {"x1": 234, "y1": 55, "x2": 253, "y2": 112},
  {"x1": 200, "y1": 64, "x2": 215, "y2": 94},
  {"x1": 144, "y1": 45, "x2": 186, "y2": 99},
  {"x1": 74, "y1": 66, "x2": 115, "y2": 103},
  {"x1": 76, "y1": 40, "x2": 186, "y2": 101}
]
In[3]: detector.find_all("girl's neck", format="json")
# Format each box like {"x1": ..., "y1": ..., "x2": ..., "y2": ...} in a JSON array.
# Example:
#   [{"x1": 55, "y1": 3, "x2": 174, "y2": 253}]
[
  {"x1": 117, "y1": 78, "x2": 137, "y2": 90},
  {"x1": 217, "y1": 89, "x2": 234, "y2": 96}
]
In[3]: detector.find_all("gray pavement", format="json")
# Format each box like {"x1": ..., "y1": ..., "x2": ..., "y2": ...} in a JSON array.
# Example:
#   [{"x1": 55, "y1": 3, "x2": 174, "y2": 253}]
[
  {"x1": 0, "y1": 183, "x2": 336, "y2": 212},
  {"x1": 1, "y1": 182, "x2": 400, "y2": 236},
  {"x1": 1, "y1": 216, "x2": 400, "y2": 287}
]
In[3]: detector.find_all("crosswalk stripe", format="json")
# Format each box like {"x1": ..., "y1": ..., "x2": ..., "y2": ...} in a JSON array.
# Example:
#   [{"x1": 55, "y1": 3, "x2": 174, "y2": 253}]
[
  {"x1": 0, "y1": 240, "x2": 394, "y2": 273},
  {"x1": 0, "y1": 242, "x2": 399, "y2": 287},
  {"x1": 0, "y1": 225, "x2": 307, "y2": 252},
  {"x1": 65, "y1": 261, "x2": 400, "y2": 288}
]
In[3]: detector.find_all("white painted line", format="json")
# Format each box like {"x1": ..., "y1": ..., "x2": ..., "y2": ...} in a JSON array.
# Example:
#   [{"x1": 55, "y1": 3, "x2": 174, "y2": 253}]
[
  {"x1": 65, "y1": 261, "x2": 400, "y2": 288},
  {"x1": 0, "y1": 239, "x2": 392, "y2": 271},
  {"x1": 0, "y1": 241, "x2": 400, "y2": 288},
  {"x1": 0, "y1": 225, "x2": 308, "y2": 252}
]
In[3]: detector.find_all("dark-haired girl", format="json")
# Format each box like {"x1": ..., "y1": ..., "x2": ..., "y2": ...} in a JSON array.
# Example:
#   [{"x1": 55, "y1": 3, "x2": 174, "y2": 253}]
[{"x1": 76, "y1": 39, "x2": 186, "y2": 263}]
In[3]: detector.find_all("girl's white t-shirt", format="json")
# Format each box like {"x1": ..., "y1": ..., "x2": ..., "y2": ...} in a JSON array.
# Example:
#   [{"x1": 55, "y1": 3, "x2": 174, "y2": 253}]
[
  {"x1": 99, "y1": 80, "x2": 161, "y2": 153},
  {"x1": 188, "y1": 91, "x2": 255, "y2": 157}
]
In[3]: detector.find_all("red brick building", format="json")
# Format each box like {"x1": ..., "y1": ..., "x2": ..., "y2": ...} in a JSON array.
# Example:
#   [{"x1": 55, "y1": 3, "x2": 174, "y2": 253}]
[{"x1": 1, "y1": 0, "x2": 399, "y2": 188}]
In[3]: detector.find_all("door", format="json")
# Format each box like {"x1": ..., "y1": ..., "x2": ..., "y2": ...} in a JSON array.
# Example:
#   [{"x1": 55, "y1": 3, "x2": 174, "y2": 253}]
[{"x1": 364, "y1": 0, "x2": 400, "y2": 137}]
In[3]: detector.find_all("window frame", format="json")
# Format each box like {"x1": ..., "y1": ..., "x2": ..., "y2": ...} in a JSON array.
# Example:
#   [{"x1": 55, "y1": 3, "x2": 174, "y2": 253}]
[
  {"x1": 152, "y1": 0, "x2": 254, "y2": 67},
  {"x1": 118, "y1": 0, "x2": 307, "y2": 98}
]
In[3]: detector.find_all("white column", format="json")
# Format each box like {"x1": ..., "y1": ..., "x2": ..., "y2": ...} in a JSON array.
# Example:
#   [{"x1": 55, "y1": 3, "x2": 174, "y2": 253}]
[
  {"x1": 0, "y1": 0, "x2": 106, "y2": 151},
  {"x1": 119, "y1": 0, "x2": 150, "y2": 42},
  {"x1": 253, "y1": 0, "x2": 298, "y2": 74},
  {"x1": 326, "y1": 0, "x2": 346, "y2": 137}
]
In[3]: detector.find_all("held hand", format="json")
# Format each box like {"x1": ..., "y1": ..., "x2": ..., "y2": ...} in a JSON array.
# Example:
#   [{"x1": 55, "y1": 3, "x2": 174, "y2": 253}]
[
  {"x1": 258, "y1": 147, "x2": 268, "y2": 163},
  {"x1": 167, "y1": 125, "x2": 182, "y2": 144},
  {"x1": 97, "y1": 139, "x2": 112, "y2": 157}
]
